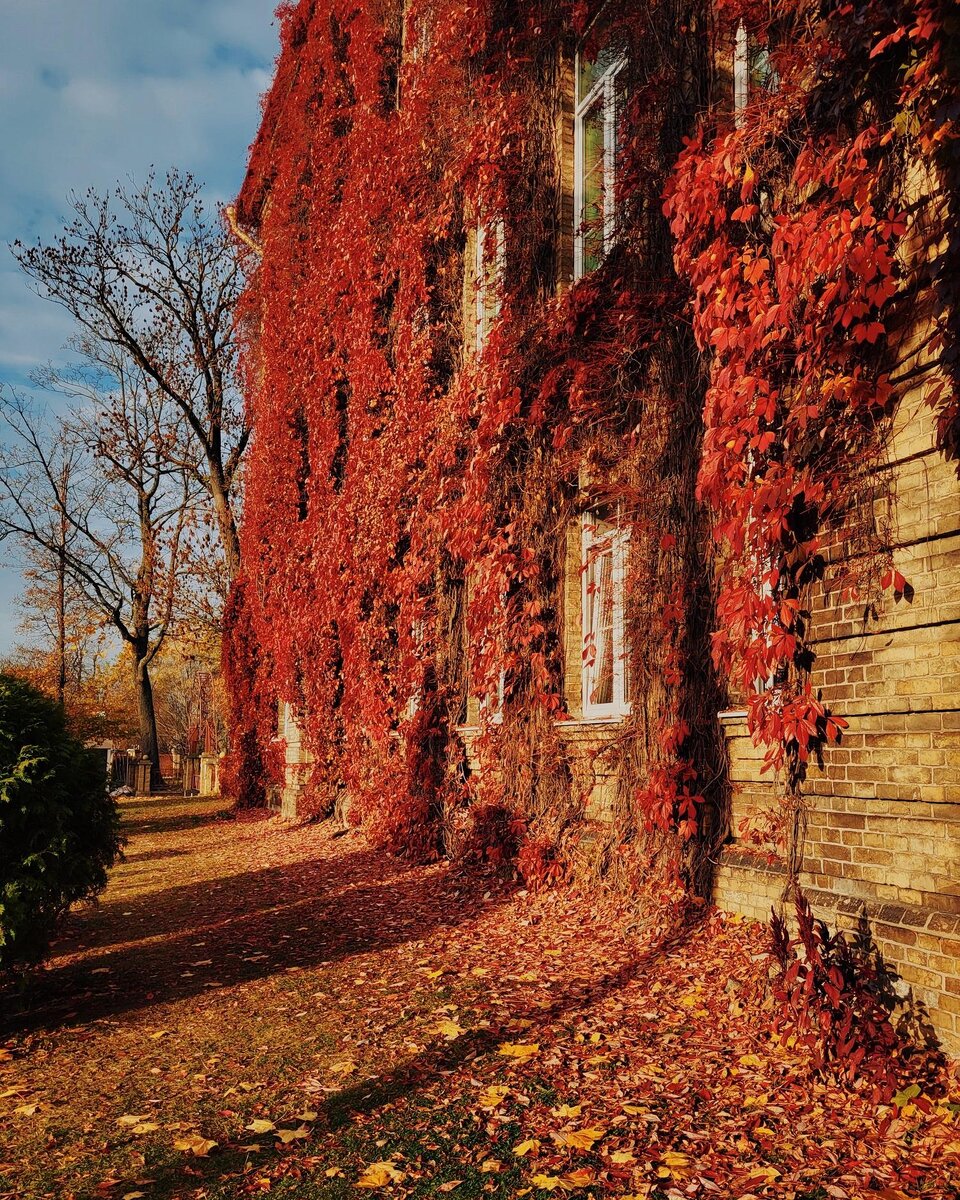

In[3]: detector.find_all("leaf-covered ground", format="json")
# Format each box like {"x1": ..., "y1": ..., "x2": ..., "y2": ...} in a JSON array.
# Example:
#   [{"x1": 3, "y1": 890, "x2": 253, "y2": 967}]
[{"x1": 1, "y1": 795, "x2": 958, "y2": 1200}]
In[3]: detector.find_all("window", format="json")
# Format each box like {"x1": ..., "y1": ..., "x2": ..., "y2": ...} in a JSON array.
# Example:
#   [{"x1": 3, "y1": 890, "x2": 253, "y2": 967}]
[
  {"x1": 733, "y1": 22, "x2": 778, "y2": 126},
  {"x1": 474, "y1": 216, "x2": 505, "y2": 352},
  {"x1": 479, "y1": 663, "x2": 507, "y2": 724},
  {"x1": 574, "y1": 42, "x2": 625, "y2": 278},
  {"x1": 581, "y1": 508, "x2": 630, "y2": 718},
  {"x1": 476, "y1": 597, "x2": 508, "y2": 724}
]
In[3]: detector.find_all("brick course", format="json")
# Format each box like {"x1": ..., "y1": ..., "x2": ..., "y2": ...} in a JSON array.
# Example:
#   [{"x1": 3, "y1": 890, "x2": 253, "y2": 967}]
[{"x1": 715, "y1": 371, "x2": 960, "y2": 1053}]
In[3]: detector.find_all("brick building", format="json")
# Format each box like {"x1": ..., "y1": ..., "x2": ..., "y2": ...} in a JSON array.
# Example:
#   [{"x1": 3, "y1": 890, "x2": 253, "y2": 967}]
[{"x1": 234, "y1": 1, "x2": 959, "y2": 1051}]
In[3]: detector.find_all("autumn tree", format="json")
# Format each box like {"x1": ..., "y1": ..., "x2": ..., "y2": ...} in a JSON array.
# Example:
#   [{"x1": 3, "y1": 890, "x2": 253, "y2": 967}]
[
  {"x1": 13, "y1": 169, "x2": 248, "y2": 584},
  {"x1": 0, "y1": 365, "x2": 195, "y2": 780},
  {"x1": 5, "y1": 557, "x2": 138, "y2": 746}
]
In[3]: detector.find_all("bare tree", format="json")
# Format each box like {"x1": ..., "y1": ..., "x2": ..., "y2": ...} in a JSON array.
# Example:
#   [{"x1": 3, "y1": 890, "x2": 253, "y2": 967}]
[
  {"x1": 13, "y1": 169, "x2": 247, "y2": 582},
  {"x1": 0, "y1": 366, "x2": 195, "y2": 780},
  {"x1": 4, "y1": 434, "x2": 85, "y2": 706}
]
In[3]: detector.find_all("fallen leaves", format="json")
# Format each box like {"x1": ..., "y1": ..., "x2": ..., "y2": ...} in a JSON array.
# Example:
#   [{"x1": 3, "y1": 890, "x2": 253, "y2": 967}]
[
  {"x1": 435, "y1": 1018, "x2": 465, "y2": 1040},
  {"x1": 513, "y1": 1138, "x2": 540, "y2": 1156},
  {"x1": 357, "y1": 1160, "x2": 405, "y2": 1187},
  {"x1": 173, "y1": 1134, "x2": 217, "y2": 1157},
  {"x1": 478, "y1": 1084, "x2": 510, "y2": 1108},
  {"x1": 2, "y1": 797, "x2": 958, "y2": 1200},
  {"x1": 245, "y1": 1119, "x2": 277, "y2": 1134},
  {"x1": 498, "y1": 1041, "x2": 539, "y2": 1060},
  {"x1": 553, "y1": 1126, "x2": 605, "y2": 1152}
]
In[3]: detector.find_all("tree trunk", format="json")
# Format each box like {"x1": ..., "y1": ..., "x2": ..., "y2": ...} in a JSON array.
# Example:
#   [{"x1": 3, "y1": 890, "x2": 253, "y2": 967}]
[
  {"x1": 209, "y1": 467, "x2": 241, "y2": 582},
  {"x1": 134, "y1": 647, "x2": 162, "y2": 787},
  {"x1": 55, "y1": 544, "x2": 67, "y2": 707}
]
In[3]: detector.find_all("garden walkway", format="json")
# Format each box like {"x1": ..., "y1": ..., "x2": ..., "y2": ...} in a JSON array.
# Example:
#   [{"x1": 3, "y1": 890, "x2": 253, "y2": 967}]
[{"x1": 1, "y1": 795, "x2": 958, "y2": 1199}]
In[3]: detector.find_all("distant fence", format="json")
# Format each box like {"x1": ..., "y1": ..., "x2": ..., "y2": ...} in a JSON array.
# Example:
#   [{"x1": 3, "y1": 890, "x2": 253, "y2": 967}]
[{"x1": 111, "y1": 754, "x2": 136, "y2": 788}]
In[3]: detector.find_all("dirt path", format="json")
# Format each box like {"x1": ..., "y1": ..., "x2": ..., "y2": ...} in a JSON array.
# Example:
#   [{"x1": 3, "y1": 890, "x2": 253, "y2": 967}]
[{"x1": 1, "y1": 796, "x2": 958, "y2": 1200}]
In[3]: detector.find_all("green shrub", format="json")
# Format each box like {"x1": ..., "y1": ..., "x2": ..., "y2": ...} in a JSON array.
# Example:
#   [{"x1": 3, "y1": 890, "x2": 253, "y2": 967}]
[{"x1": 0, "y1": 673, "x2": 122, "y2": 971}]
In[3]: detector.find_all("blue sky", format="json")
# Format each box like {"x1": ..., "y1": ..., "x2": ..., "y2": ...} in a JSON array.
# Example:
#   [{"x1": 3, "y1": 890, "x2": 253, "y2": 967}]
[{"x1": 0, "y1": 0, "x2": 279, "y2": 653}]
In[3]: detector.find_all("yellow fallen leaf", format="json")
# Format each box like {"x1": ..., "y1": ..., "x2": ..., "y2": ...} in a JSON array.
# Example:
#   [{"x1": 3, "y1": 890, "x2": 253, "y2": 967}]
[
  {"x1": 437, "y1": 1181, "x2": 464, "y2": 1193},
  {"x1": 173, "y1": 1135, "x2": 217, "y2": 1157},
  {"x1": 238, "y1": 1144, "x2": 262, "y2": 1153},
  {"x1": 552, "y1": 1104, "x2": 582, "y2": 1118},
  {"x1": 753, "y1": 1125, "x2": 776, "y2": 1137},
  {"x1": 130, "y1": 1122, "x2": 159, "y2": 1135},
  {"x1": 514, "y1": 1139, "x2": 540, "y2": 1157},
  {"x1": 479, "y1": 1085, "x2": 510, "y2": 1108},
  {"x1": 14, "y1": 1104, "x2": 38, "y2": 1117},
  {"x1": 123, "y1": 1193, "x2": 146, "y2": 1200},
  {"x1": 480, "y1": 1159, "x2": 503, "y2": 1173},
  {"x1": 149, "y1": 1030, "x2": 169, "y2": 1040},
  {"x1": 743, "y1": 1094, "x2": 769, "y2": 1109},
  {"x1": 297, "y1": 1110, "x2": 318, "y2": 1122},
  {"x1": 556, "y1": 1127, "x2": 605, "y2": 1151},
  {"x1": 0, "y1": 1087, "x2": 22, "y2": 1099},
  {"x1": 531, "y1": 1174, "x2": 562, "y2": 1192},
  {"x1": 425, "y1": 968, "x2": 446, "y2": 980},
  {"x1": 561, "y1": 1169, "x2": 594, "y2": 1188},
  {"x1": 498, "y1": 1042, "x2": 539, "y2": 1059},
  {"x1": 660, "y1": 1150, "x2": 691, "y2": 1171},
  {"x1": 747, "y1": 1166, "x2": 781, "y2": 1183},
  {"x1": 609, "y1": 1150, "x2": 635, "y2": 1164},
  {"x1": 622, "y1": 1103, "x2": 646, "y2": 1116},
  {"x1": 331, "y1": 1060, "x2": 357, "y2": 1075},
  {"x1": 435, "y1": 1019, "x2": 465, "y2": 1040},
  {"x1": 117, "y1": 1114, "x2": 149, "y2": 1127},
  {"x1": 357, "y1": 1161, "x2": 405, "y2": 1187},
  {"x1": 738, "y1": 1053, "x2": 764, "y2": 1069},
  {"x1": 276, "y1": 1125, "x2": 310, "y2": 1144},
  {"x1": 245, "y1": 1119, "x2": 277, "y2": 1134}
]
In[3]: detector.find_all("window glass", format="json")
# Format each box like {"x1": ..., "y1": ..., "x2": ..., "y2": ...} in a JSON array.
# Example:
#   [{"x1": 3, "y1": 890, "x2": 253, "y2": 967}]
[
  {"x1": 574, "y1": 41, "x2": 624, "y2": 279},
  {"x1": 734, "y1": 22, "x2": 778, "y2": 124},
  {"x1": 474, "y1": 217, "x2": 505, "y2": 351},
  {"x1": 577, "y1": 41, "x2": 623, "y2": 104},
  {"x1": 581, "y1": 99, "x2": 607, "y2": 273},
  {"x1": 584, "y1": 516, "x2": 615, "y2": 706},
  {"x1": 582, "y1": 508, "x2": 630, "y2": 717}
]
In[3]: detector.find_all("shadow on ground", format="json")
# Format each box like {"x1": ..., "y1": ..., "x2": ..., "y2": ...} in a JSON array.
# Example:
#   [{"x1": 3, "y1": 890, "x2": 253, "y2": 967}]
[{"x1": 1, "y1": 838, "x2": 514, "y2": 1036}]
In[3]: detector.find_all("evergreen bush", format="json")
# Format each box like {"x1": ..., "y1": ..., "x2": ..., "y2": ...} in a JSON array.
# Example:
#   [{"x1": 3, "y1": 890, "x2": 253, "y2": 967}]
[{"x1": 0, "y1": 673, "x2": 122, "y2": 970}]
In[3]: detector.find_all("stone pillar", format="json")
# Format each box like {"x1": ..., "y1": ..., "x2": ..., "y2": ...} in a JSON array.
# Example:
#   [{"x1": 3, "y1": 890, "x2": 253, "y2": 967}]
[
  {"x1": 133, "y1": 757, "x2": 152, "y2": 796},
  {"x1": 199, "y1": 753, "x2": 220, "y2": 796},
  {"x1": 183, "y1": 755, "x2": 200, "y2": 794}
]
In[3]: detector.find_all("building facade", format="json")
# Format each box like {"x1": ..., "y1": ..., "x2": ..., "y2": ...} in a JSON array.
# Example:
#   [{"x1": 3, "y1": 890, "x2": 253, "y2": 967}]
[{"x1": 230, "y1": 0, "x2": 959, "y2": 1048}]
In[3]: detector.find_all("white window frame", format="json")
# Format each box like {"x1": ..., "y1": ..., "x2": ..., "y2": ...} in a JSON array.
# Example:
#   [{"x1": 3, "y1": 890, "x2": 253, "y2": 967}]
[
  {"x1": 733, "y1": 21, "x2": 749, "y2": 126},
  {"x1": 733, "y1": 22, "x2": 778, "y2": 127},
  {"x1": 474, "y1": 216, "x2": 505, "y2": 352},
  {"x1": 581, "y1": 509, "x2": 630, "y2": 720},
  {"x1": 479, "y1": 663, "x2": 507, "y2": 725},
  {"x1": 574, "y1": 47, "x2": 625, "y2": 280}
]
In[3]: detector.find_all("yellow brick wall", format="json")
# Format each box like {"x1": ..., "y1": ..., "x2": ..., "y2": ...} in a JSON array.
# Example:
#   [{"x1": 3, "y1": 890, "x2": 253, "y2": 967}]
[{"x1": 715, "y1": 363, "x2": 960, "y2": 1051}]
